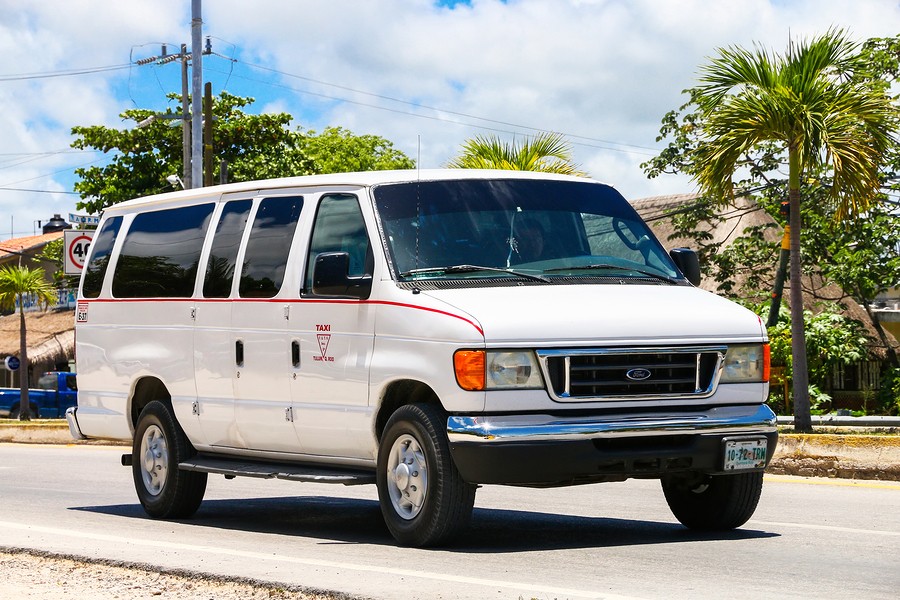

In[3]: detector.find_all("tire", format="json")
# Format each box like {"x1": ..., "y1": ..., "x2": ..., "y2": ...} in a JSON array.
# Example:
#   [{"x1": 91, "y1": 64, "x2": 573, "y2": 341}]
[
  {"x1": 10, "y1": 404, "x2": 38, "y2": 419},
  {"x1": 376, "y1": 403, "x2": 476, "y2": 547},
  {"x1": 662, "y1": 471, "x2": 764, "y2": 530},
  {"x1": 132, "y1": 400, "x2": 207, "y2": 519}
]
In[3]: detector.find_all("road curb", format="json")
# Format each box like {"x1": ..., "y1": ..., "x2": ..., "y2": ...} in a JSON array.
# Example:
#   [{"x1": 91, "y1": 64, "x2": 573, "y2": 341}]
[
  {"x1": 767, "y1": 433, "x2": 900, "y2": 481},
  {"x1": 3, "y1": 421, "x2": 899, "y2": 481}
]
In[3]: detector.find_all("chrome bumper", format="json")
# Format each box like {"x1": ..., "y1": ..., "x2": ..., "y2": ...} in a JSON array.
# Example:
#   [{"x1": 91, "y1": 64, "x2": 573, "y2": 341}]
[
  {"x1": 65, "y1": 406, "x2": 87, "y2": 440},
  {"x1": 447, "y1": 404, "x2": 777, "y2": 444}
]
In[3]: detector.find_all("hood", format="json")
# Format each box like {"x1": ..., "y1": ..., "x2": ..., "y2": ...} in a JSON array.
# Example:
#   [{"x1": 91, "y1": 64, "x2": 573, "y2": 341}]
[{"x1": 421, "y1": 284, "x2": 765, "y2": 346}]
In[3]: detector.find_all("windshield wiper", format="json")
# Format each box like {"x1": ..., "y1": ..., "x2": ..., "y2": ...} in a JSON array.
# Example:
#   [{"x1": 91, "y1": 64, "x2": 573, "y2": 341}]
[
  {"x1": 400, "y1": 264, "x2": 550, "y2": 283},
  {"x1": 544, "y1": 263, "x2": 680, "y2": 284}
]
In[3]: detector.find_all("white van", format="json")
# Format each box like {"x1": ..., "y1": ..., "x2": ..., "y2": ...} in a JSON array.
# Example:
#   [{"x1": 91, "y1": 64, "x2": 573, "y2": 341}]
[{"x1": 69, "y1": 169, "x2": 776, "y2": 547}]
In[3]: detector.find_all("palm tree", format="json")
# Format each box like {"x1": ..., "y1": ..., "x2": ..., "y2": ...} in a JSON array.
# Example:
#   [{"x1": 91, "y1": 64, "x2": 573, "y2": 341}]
[
  {"x1": 0, "y1": 265, "x2": 58, "y2": 421},
  {"x1": 447, "y1": 132, "x2": 587, "y2": 176},
  {"x1": 691, "y1": 29, "x2": 896, "y2": 432}
]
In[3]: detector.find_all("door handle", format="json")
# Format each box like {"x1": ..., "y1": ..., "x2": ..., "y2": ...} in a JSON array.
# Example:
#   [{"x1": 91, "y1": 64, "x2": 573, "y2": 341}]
[
  {"x1": 235, "y1": 340, "x2": 244, "y2": 367},
  {"x1": 291, "y1": 340, "x2": 300, "y2": 368}
]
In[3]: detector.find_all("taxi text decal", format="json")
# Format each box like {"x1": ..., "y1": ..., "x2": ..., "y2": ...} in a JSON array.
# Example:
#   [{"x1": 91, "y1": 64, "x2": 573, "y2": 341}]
[{"x1": 314, "y1": 324, "x2": 334, "y2": 362}]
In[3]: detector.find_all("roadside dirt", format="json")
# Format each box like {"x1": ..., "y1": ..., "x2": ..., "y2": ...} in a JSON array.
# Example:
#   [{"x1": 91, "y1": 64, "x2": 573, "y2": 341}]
[{"x1": 0, "y1": 549, "x2": 351, "y2": 600}]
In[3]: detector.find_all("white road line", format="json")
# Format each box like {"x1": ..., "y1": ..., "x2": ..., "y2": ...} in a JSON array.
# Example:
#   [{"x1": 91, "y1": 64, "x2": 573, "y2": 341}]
[
  {"x1": 0, "y1": 521, "x2": 643, "y2": 600},
  {"x1": 751, "y1": 520, "x2": 900, "y2": 537}
]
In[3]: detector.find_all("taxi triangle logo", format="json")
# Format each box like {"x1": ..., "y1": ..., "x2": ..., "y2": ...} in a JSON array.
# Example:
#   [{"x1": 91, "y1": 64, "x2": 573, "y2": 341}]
[{"x1": 317, "y1": 333, "x2": 331, "y2": 359}]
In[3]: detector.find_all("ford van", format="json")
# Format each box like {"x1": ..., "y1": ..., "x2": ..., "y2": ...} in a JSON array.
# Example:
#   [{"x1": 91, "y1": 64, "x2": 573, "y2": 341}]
[{"x1": 68, "y1": 169, "x2": 776, "y2": 546}]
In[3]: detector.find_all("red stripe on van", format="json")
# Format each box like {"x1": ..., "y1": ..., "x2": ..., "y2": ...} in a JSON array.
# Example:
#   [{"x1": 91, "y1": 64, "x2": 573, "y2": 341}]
[{"x1": 78, "y1": 297, "x2": 485, "y2": 336}]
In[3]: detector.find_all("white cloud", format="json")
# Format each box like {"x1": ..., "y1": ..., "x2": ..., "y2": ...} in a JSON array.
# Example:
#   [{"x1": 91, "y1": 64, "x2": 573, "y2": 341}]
[{"x1": 1, "y1": 0, "x2": 899, "y2": 239}]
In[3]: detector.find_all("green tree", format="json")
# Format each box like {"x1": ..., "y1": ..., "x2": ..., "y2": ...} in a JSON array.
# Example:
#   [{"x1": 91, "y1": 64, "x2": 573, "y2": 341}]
[
  {"x1": 679, "y1": 30, "x2": 896, "y2": 432},
  {"x1": 447, "y1": 132, "x2": 587, "y2": 175},
  {"x1": 302, "y1": 126, "x2": 414, "y2": 173},
  {"x1": 71, "y1": 93, "x2": 414, "y2": 214},
  {"x1": 766, "y1": 303, "x2": 870, "y2": 412},
  {"x1": 0, "y1": 266, "x2": 58, "y2": 421}
]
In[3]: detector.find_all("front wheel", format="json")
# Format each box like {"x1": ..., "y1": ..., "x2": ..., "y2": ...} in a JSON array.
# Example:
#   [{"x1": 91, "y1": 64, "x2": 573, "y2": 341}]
[
  {"x1": 132, "y1": 400, "x2": 207, "y2": 519},
  {"x1": 662, "y1": 471, "x2": 764, "y2": 530},
  {"x1": 376, "y1": 403, "x2": 476, "y2": 547}
]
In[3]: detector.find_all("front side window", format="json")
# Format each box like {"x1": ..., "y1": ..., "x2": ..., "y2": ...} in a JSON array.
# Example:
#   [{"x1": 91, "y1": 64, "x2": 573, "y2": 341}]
[
  {"x1": 81, "y1": 216, "x2": 122, "y2": 298},
  {"x1": 373, "y1": 179, "x2": 681, "y2": 285},
  {"x1": 112, "y1": 204, "x2": 215, "y2": 298},
  {"x1": 304, "y1": 195, "x2": 371, "y2": 293},
  {"x1": 239, "y1": 196, "x2": 303, "y2": 298}
]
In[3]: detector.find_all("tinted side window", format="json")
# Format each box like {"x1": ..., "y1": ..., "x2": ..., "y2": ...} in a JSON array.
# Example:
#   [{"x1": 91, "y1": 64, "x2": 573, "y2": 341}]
[
  {"x1": 304, "y1": 195, "x2": 370, "y2": 293},
  {"x1": 81, "y1": 216, "x2": 122, "y2": 298},
  {"x1": 203, "y1": 200, "x2": 252, "y2": 298},
  {"x1": 239, "y1": 196, "x2": 303, "y2": 298},
  {"x1": 112, "y1": 204, "x2": 215, "y2": 298}
]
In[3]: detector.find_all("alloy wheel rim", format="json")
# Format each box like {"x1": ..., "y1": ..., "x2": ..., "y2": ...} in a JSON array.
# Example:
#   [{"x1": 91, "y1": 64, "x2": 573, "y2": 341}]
[
  {"x1": 140, "y1": 424, "x2": 168, "y2": 496},
  {"x1": 386, "y1": 433, "x2": 428, "y2": 520}
]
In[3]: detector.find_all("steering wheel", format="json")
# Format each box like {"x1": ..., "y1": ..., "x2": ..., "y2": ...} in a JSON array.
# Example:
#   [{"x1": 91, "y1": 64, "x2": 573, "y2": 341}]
[{"x1": 613, "y1": 218, "x2": 640, "y2": 250}]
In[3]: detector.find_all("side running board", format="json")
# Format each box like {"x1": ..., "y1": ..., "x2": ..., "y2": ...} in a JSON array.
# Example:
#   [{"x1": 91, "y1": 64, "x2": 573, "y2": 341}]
[{"x1": 178, "y1": 454, "x2": 376, "y2": 486}]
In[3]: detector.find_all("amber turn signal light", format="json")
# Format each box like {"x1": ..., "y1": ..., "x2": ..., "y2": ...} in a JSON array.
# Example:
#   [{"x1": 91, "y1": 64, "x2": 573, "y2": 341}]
[{"x1": 454, "y1": 350, "x2": 485, "y2": 391}]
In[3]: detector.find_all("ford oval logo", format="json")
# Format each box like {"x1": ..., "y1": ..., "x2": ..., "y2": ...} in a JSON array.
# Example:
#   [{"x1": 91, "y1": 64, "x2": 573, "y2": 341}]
[{"x1": 625, "y1": 368, "x2": 652, "y2": 381}]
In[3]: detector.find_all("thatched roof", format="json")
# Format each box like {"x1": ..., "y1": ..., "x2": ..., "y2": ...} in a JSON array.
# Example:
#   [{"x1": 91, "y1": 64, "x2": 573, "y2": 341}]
[
  {"x1": 631, "y1": 193, "x2": 898, "y2": 355},
  {"x1": 0, "y1": 309, "x2": 75, "y2": 365}
]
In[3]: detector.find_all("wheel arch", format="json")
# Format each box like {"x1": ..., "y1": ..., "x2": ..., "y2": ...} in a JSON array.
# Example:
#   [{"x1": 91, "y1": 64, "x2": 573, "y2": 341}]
[
  {"x1": 129, "y1": 376, "x2": 172, "y2": 429},
  {"x1": 375, "y1": 379, "x2": 443, "y2": 441}
]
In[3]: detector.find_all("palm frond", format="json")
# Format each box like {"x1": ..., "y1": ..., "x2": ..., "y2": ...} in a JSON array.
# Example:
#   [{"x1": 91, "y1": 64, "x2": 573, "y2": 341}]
[{"x1": 447, "y1": 132, "x2": 587, "y2": 176}]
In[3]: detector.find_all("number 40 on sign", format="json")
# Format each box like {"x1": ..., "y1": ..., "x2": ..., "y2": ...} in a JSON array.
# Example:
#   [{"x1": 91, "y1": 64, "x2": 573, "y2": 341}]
[{"x1": 64, "y1": 230, "x2": 96, "y2": 276}]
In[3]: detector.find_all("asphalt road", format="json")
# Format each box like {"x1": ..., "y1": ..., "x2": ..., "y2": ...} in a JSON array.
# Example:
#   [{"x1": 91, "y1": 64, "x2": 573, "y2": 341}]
[{"x1": 1, "y1": 443, "x2": 899, "y2": 599}]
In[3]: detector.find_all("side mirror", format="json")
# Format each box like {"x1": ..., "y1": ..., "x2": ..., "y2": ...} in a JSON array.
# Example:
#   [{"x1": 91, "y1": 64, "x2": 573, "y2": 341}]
[
  {"x1": 669, "y1": 248, "x2": 701, "y2": 286},
  {"x1": 312, "y1": 252, "x2": 372, "y2": 299}
]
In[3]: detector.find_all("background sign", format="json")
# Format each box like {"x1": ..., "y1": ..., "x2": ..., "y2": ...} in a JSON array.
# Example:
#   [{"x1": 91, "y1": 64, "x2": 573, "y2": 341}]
[
  {"x1": 64, "y1": 230, "x2": 95, "y2": 275},
  {"x1": 68, "y1": 213, "x2": 100, "y2": 225},
  {"x1": 3, "y1": 356, "x2": 20, "y2": 371}
]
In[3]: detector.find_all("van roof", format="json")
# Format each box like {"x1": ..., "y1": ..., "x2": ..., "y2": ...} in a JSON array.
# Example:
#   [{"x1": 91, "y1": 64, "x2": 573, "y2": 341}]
[{"x1": 102, "y1": 169, "x2": 609, "y2": 214}]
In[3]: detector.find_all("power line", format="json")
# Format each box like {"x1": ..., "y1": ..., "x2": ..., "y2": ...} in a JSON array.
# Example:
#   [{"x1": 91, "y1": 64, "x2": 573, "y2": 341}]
[
  {"x1": 0, "y1": 63, "x2": 131, "y2": 82},
  {"x1": 0, "y1": 187, "x2": 79, "y2": 195},
  {"x1": 204, "y1": 56, "x2": 660, "y2": 157}
]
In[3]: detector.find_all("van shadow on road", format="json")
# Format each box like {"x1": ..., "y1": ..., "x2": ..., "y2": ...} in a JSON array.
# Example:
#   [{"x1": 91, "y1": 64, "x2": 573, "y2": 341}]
[{"x1": 70, "y1": 495, "x2": 779, "y2": 553}]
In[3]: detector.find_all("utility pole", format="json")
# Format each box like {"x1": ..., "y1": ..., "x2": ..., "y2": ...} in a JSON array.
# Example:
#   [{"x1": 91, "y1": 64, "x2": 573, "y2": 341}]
[
  {"x1": 135, "y1": 45, "x2": 192, "y2": 189},
  {"x1": 191, "y1": 0, "x2": 203, "y2": 188},
  {"x1": 180, "y1": 44, "x2": 192, "y2": 189},
  {"x1": 203, "y1": 81, "x2": 214, "y2": 187}
]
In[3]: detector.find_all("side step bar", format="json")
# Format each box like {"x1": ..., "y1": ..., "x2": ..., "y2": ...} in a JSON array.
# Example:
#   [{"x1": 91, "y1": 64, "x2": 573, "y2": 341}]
[{"x1": 178, "y1": 454, "x2": 376, "y2": 486}]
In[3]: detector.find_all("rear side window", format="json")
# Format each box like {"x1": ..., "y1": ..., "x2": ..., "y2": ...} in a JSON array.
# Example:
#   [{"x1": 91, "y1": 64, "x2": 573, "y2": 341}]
[
  {"x1": 239, "y1": 196, "x2": 304, "y2": 298},
  {"x1": 38, "y1": 374, "x2": 57, "y2": 391},
  {"x1": 203, "y1": 200, "x2": 253, "y2": 298},
  {"x1": 112, "y1": 204, "x2": 215, "y2": 298},
  {"x1": 81, "y1": 216, "x2": 123, "y2": 298}
]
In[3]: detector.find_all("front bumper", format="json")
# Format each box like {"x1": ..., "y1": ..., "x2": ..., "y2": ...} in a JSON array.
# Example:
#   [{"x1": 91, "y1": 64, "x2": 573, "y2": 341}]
[{"x1": 447, "y1": 404, "x2": 778, "y2": 485}]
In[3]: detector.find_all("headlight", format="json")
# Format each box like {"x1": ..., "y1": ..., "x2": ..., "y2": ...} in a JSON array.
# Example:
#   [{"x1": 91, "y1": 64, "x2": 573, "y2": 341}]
[
  {"x1": 454, "y1": 350, "x2": 544, "y2": 390},
  {"x1": 720, "y1": 343, "x2": 770, "y2": 383}
]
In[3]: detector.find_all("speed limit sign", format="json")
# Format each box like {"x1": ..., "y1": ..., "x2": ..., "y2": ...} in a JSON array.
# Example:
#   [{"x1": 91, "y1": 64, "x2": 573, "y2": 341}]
[{"x1": 64, "y1": 230, "x2": 95, "y2": 275}]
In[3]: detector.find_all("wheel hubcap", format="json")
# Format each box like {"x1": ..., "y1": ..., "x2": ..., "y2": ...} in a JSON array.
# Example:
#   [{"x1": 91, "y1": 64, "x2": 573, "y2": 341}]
[
  {"x1": 387, "y1": 433, "x2": 427, "y2": 520},
  {"x1": 140, "y1": 424, "x2": 168, "y2": 496}
]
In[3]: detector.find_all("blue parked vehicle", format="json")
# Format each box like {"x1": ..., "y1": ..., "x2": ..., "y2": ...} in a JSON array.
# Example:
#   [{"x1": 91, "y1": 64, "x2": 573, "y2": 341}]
[{"x1": 0, "y1": 371, "x2": 77, "y2": 419}]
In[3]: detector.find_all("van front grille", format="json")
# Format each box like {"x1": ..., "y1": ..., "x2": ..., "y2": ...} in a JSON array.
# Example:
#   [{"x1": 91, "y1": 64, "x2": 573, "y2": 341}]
[{"x1": 537, "y1": 347, "x2": 725, "y2": 401}]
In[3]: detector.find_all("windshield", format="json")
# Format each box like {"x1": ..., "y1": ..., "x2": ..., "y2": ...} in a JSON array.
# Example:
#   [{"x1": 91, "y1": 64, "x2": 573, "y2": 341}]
[{"x1": 372, "y1": 178, "x2": 682, "y2": 284}]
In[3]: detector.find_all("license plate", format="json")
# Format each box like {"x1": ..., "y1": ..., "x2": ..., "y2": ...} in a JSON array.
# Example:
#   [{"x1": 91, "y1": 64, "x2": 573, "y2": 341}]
[{"x1": 723, "y1": 438, "x2": 767, "y2": 471}]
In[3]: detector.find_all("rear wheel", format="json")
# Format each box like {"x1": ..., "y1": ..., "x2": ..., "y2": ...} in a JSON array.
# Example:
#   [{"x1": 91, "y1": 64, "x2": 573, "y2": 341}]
[
  {"x1": 376, "y1": 403, "x2": 476, "y2": 547},
  {"x1": 132, "y1": 401, "x2": 207, "y2": 519},
  {"x1": 662, "y1": 471, "x2": 764, "y2": 530}
]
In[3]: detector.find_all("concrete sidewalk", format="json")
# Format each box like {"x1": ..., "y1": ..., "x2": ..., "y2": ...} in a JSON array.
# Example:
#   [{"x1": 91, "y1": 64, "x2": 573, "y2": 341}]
[{"x1": 3, "y1": 419, "x2": 900, "y2": 481}]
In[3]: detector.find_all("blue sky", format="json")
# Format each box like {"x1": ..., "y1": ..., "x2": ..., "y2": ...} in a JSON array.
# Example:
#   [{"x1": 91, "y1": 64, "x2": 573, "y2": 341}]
[{"x1": 1, "y1": 0, "x2": 899, "y2": 240}]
